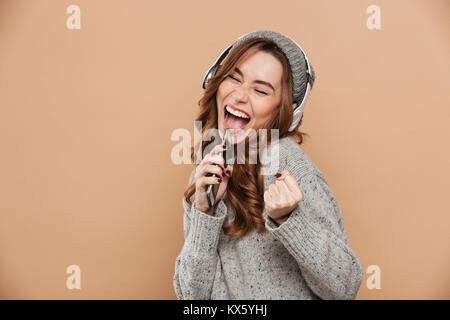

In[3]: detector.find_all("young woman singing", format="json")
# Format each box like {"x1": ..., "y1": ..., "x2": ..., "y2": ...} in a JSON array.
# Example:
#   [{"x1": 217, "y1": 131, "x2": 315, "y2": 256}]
[{"x1": 174, "y1": 30, "x2": 363, "y2": 300}]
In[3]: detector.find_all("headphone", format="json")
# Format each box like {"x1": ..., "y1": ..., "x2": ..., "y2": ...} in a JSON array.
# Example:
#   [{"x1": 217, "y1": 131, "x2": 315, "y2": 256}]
[{"x1": 202, "y1": 34, "x2": 313, "y2": 132}]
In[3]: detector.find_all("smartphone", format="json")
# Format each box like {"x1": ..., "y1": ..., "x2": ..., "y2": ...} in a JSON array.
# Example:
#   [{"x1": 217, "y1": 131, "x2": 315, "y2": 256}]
[{"x1": 206, "y1": 129, "x2": 230, "y2": 208}]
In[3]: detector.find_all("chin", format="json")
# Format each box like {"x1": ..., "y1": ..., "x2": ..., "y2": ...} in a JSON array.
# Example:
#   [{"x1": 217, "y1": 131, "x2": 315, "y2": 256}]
[{"x1": 228, "y1": 128, "x2": 254, "y2": 145}]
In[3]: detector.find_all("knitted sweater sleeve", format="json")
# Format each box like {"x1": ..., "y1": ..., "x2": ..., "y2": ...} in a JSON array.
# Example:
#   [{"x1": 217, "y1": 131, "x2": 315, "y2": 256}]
[
  {"x1": 173, "y1": 170, "x2": 227, "y2": 300},
  {"x1": 264, "y1": 171, "x2": 364, "y2": 300}
]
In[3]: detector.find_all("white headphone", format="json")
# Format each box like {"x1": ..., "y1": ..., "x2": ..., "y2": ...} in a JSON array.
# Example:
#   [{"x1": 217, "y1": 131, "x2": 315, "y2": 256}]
[{"x1": 202, "y1": 33, "x2": 313, "y2": 132}]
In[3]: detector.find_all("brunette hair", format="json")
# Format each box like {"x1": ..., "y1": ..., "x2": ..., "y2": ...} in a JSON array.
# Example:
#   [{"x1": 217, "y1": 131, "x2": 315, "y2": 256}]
[{"x1": 184, "y1": 37, "x2": 309, "y2": 238}]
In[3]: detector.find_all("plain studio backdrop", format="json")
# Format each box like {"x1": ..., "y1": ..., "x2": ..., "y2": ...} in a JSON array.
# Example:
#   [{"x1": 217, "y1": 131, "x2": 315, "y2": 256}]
[{"x1": 0, "y1": 0, "x2": 449, "y2": 299}]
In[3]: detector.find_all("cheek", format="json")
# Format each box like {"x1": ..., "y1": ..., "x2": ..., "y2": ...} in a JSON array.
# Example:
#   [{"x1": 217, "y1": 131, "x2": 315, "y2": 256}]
[
  {"x1": 216, "y1": 82, "x2": 235, "y2": 108},
  {"x1": 253, "y1": 100, "x2": 279, "y2": 123},
  {"x1": 216, "y1": 84, "x2": 226, "y2": 112},
  {"x1": 218, "y1": 82, "x2": 234, "y2": 99}
]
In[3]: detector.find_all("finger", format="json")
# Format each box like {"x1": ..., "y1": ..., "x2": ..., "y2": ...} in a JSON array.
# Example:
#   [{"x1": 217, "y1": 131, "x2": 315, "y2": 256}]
[
  {"x1": 280, "y1": 175, "x2": 296, "y2": 193},
  {"x1": 224, "y1": 154, "x2": 235, "y2": 168},
  {"x1": 275, "y1": 180, "x2": 291, "y2": 204},
  {"x1": 197, "y1": 175, "x2": 222, "y2": 188},
  {"x1": 274, "y1": 172, "x2": 284, "y2": 180},
  {"x1": 275, "y1": 169, "x2": 290, "y2": 180},
  {"x1": 268, "y1": 183, "x2": 279, "y2": 198},
  {"x1": 284, "y1": 174, "x2": 302, "y2": 196},
  {"x1": 278, "y1": 179, "x2": 300, "y2": 207},
  {"x1": 203, "y1": 154, "x2": 225, "y2": 169},
  {"x1": 274, "y1": 170, "x2": 290, "y2": 180},
  {"x1": 207, "y1": 154, "x2": 225, "y2": 167},
  {"x1": 276, "y1": 179, "x2": 291, "y2": 199},
  {"x1": 209, "y1": 143, "x2": 227, "y2": 157},
  {"x1": 223, "y1": 163, "x2": 233, "y2": 178},
  {"x1": 201, "y1": 164, "x2": 225, "y2": 178}
]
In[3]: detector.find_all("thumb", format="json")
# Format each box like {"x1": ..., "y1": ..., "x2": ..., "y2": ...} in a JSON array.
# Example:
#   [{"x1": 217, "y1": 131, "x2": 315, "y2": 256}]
[{"x1": 223, "y1": 164, "x2": 233, "y2": 179}]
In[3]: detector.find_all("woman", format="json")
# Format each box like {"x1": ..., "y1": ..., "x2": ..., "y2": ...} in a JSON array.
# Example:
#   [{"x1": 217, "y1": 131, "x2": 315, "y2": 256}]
[{"x1": 173, "y1": 30, "x2": 363, "y2": 300}]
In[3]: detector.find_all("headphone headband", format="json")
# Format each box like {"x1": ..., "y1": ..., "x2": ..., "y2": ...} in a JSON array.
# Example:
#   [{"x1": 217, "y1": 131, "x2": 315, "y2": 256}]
[{"x1": 202, "y1": 44, "x2": 233, "y2": 89}]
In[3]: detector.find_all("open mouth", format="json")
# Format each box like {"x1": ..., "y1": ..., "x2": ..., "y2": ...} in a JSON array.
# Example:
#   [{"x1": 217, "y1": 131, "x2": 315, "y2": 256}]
[{"x1": 223, "y1": 104, "x2": 251, "y2": 134}]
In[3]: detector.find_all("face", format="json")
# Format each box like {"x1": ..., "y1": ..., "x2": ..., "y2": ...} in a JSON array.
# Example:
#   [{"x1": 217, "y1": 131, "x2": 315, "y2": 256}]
[{"x1": 216, "y1": 49, "x2": 283, "y2": 144}]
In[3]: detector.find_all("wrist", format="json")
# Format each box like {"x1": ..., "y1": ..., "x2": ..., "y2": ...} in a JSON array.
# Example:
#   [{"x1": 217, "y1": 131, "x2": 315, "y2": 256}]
[
  {"x1": 276, "y1": 215, "x2": 289, "y2": 225},
  {"x1": 194, "y1": 202, "x2": 213, "y2": 216},
  {"x1": 270, "y1": 211, "x2": 292, "y2": 226}
]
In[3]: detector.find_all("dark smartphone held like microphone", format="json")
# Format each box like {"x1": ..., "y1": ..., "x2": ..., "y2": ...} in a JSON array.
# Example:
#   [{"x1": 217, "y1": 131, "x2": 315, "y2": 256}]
[{"x1": 206, "y1": 129, "x2": 230, "y2": 208}]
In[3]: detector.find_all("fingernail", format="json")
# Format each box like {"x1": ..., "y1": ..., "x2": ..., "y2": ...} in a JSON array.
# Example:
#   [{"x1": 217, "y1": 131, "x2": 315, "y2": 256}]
[
  {"x1": 222, "y1": 171, "x2": 226, "y2": 177},
  {"x1": 218, "y1": 178, "x2": 222, "y2": 183},
  {"x1": 275, "y1": 173, "x2": 281, "y2": 178},
  {"x1": 222, "y1": 145, "x2": 227, "y2": 149},
  {"x1": 224, "y1": 163, "x2": 228, "y2": 168}
]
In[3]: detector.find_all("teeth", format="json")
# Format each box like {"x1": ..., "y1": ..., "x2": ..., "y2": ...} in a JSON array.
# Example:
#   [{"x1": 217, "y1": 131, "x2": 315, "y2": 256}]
[{"x1": 226, "y1": 105, "x2": 250, "y2": 119}]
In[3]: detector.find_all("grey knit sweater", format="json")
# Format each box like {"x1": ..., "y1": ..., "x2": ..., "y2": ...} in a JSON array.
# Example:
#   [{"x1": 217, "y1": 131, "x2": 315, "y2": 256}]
[{"x1": 173, "y1": 136, "x2": 363, "y2": 300}]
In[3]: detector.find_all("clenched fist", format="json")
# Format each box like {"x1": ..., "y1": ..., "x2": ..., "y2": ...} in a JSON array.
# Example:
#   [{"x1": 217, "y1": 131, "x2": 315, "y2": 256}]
[{"x1": 264, "y1": 170, "x2": 304, "y2": 225}]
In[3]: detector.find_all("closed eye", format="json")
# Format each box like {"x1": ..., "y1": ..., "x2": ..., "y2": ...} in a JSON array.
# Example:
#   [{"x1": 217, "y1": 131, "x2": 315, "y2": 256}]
[
  {"x1": 228, "y1": 74, "x2": 240, "y2": 82},
  {"x1": 256, "y1": 89, "x2": 268, "y2": 95},
  {"x1": 228, "y1": 74, "x2": 268, "y2": 95}
]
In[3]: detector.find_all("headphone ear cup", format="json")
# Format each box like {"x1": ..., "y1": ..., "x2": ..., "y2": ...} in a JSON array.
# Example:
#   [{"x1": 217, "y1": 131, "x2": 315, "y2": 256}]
[
  {"x1": 202, "y1": 70, "x2": 211, "y2": 89},
  {"x1": 288, "y1": 104, "x2": 303, "y2": 132},
  {"x1": 309, "y1": 65, "x2": 315, "y2": 88},
  {"x1": 203, "y1": 65, "x2": 219, "y2": 89}
]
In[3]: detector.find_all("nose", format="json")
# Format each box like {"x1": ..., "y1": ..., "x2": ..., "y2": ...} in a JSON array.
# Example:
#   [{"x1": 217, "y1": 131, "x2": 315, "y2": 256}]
[{"x1": 231, "y1": 83, "x2": 249, "y2": 104}]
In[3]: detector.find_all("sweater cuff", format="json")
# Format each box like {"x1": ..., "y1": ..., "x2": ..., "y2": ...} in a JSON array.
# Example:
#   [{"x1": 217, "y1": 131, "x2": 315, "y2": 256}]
[
  {"x1": 265, "y1": 206, "x2": 325, "y2": 263},
  {"x1": 185, "y1": 199, "x2": 227, "y2": 253}
]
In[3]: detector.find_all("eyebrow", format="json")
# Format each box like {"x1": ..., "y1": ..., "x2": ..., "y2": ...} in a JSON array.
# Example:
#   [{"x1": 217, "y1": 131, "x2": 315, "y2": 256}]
[{"x1": 233, "y1": 67, "x2": 275, "y2": 92}]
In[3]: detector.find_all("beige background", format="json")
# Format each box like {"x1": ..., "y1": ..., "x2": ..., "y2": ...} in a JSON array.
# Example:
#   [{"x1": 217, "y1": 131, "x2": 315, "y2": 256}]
[{"x1": 0, "y1": 0, "x2": 449, "y2": 299}]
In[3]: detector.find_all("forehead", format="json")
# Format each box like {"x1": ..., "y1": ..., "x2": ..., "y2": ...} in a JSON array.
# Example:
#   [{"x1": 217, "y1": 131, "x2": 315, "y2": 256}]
[{"x1": 234, "y1": 49, "x2": 283, "y2": 87}]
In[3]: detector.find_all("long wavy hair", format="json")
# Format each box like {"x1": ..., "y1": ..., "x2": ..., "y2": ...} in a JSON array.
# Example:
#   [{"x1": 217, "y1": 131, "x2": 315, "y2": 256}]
[{"x1": 184, "y1": 37, "x2": 310, "y2": 238}]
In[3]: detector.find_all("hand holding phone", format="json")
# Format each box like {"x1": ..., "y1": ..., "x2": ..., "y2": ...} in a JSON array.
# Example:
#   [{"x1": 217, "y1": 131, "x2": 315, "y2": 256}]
[{"x1": 193, "y1": 130, "x2": 233, "y2": 214}]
